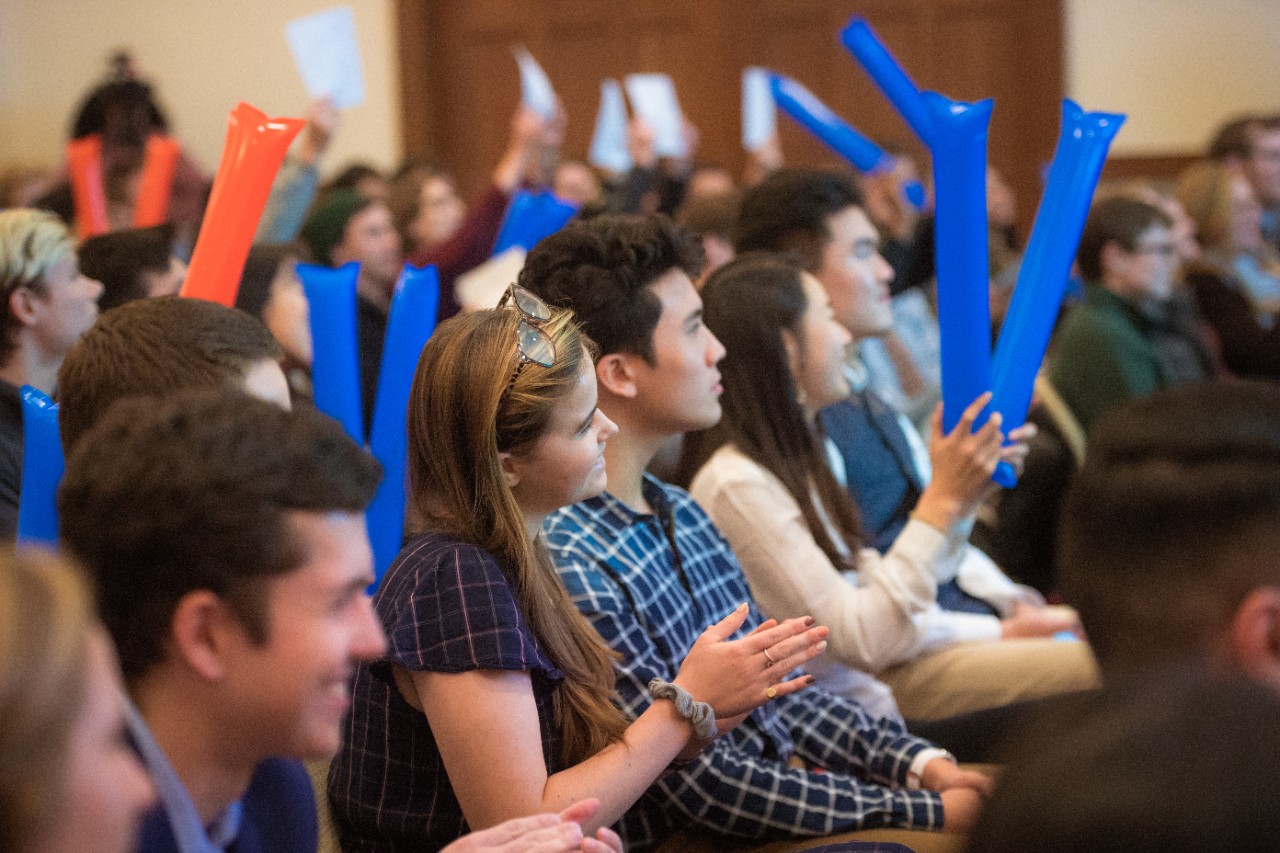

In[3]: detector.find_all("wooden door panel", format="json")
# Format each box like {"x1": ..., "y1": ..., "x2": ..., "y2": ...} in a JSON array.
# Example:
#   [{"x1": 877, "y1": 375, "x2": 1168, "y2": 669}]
[{"x1": 397, "y1": 0, "x2": 1063, "y2": 234}]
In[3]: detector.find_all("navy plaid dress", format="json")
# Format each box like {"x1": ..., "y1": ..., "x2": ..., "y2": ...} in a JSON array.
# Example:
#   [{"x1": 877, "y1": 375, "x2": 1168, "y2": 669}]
[{"x1": 329, "y1": 532, "x2": 565, "y2": 852}]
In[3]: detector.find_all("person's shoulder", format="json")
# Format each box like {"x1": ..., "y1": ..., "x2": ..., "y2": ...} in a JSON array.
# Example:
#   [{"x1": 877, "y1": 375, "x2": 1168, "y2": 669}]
[
  {"x1": 390, "y1": 531, "x2": 504, "y2": 576},
  {"x1": 691, "y1": 444, "x2": 768, "y2": 487},
  {"x1": 543, "y1": 495, "x2": 619, "y2": 546},
  {"x1": 238, "y1": 758, "x2": 318, "y2": 853},
  {"x1": 379, "y1": 531, "x2": 510, "y2": 605}
]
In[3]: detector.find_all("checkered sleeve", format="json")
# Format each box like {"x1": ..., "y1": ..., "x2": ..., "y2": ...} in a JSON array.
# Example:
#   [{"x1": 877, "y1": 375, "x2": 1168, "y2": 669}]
[
  {"x1": 554, "y1": 543, "x2": 944, "y2": 837},
  {"x1": 553, "y1": 544, "x2": 681, "y2": 716},
  {"x1": 652, "y1": 737, "x2": 945, "y2": 838},
  {"x1": 774, "y1": 689, "x2": 933, "y2": 788}
]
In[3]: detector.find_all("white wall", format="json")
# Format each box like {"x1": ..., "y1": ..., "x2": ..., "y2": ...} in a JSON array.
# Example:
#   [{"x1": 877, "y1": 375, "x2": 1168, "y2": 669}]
[
  {"x1": 1065, "y1": 0, "x2": 1280, "y2": 155},
  {"x1": 2, "y1": 2, "x2": 1277, "y2": 173},
  {"x1": 0, "y1": 0, "x2": 400, "y2": 175}
]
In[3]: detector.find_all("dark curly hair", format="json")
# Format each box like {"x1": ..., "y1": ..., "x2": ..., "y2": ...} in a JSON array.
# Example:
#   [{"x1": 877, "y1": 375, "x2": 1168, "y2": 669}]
[{"x1": 518, "y1": 213, "x2": 702, "y2": 362}]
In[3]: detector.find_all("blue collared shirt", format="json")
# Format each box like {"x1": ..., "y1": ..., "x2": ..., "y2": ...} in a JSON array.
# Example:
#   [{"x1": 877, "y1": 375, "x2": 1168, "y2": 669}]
[
  {"x1": 126, "y1": 702, "x2": 243, "y2": 853},
  {"x1": 543, "y1": 475, "x2": 942, "y2": 852}
]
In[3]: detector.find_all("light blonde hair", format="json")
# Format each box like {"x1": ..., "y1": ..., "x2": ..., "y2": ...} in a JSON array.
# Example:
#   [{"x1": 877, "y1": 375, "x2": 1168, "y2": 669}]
[
  {"x1": 407, "y1": 309, "x2": 628, "y2": 767},
  {"x1": 0, "y1": 549, "x2": 95, "y2": 853},
  {"x1": 0, "y1": 209, "x2": 76, "y2": 358}
]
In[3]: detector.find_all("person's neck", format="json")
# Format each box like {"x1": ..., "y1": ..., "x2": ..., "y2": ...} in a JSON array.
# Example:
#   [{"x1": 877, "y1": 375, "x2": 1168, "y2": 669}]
[
  {"x1": 0, "y1": 342, "x2": 59, "y2": 396},
  {"x1": 523, "y1": 509, "x2": 547, "y2": 541},
  {"x1": 356, "y1": 273, "x2": 392, "y2": 313},
  {"x1": 133, "y1": 676, "x2": 259, "y2": 825},
  {"x1": 601, "y1": 411, "x2": 670, "y2": 514}
]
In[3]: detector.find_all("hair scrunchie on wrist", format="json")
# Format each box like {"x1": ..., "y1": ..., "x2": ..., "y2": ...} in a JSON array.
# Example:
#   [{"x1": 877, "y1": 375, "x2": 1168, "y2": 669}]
[{"x1": 649, "y1": 678, "x2": 718, "y2": 741}]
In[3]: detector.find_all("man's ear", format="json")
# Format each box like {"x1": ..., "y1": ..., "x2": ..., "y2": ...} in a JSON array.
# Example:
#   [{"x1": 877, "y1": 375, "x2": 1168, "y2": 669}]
[
  {"x1": 8, "y1": 286, "x2": 38, "y2": 328},
  {"x1": 169, "y1": 590, "x2": 240, "y2": 683},
  {"x1": 1100, "y1": 240, "x2": 1128, "y2": 280},
  {"x1": 596, "y1": 353, "x2": 639, "y2": 399},
  {"x1": 1227, "y1": 586, "x2": 1280, "y2": 691},
  {"x1": 498, "y1": 451, "x2": 522, "y2": 490}
]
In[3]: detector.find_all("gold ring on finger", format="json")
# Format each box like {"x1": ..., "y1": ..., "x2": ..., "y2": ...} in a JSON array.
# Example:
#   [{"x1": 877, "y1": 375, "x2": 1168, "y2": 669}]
[
  {"x1": 764, "y1": 685, "x2": 778, "y2": 700},
  {"x1": 763, "y1": 648, "x2": 776, "y2": 668}
]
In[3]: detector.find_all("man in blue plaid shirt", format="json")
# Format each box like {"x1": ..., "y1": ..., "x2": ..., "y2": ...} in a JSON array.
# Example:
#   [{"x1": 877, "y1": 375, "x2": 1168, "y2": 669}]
[{"x1": 519, "y1": 214, "x2": 990, "y2": 852}]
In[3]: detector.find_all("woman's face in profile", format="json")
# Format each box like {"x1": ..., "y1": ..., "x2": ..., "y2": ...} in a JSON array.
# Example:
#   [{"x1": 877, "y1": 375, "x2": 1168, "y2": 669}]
[{"x1": 25, "y1": 629, "x2": 154, "y2": 853}]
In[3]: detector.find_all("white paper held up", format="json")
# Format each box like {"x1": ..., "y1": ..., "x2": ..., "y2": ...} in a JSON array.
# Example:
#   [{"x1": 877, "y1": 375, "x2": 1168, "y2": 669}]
[
  {"x1": 284, "y1": 6, "x2": 365, "y2": 109},
  {"x1": 624, "y1": 73, "x2": 686, "y2": 159},
  {"x1": 589, "y1": 79, "x2": 632, "y2": 173}
]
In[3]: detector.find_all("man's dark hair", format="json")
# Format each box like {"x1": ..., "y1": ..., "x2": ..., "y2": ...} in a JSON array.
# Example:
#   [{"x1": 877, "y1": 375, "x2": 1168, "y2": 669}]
[
  {"x1": 518, "y1": 214, "x2": 702, "y2": 362},
  {"x1": 58, "y1": 390, "x2": 381, "y2": 683},
  {"x1": 1208, "y1": 115, "x2": 1261, "y2": 162},
  {"x1": 1058, "y1": 380, "x2": 1280, "y2": 678},
  {"x1": 1075, "y1": 196, "x2": 1172, "y2": 282},
  {"x1": 56, "y1": 296, "x2": 282, "y2": 452},
  {"x1": 734, "y1": 169, "x2": 864, "y2": 272},
  {"x1": 77, "y1": 223, "x2": 174, "y2": 311},
  {"x1": 966, "y1": 667, "x2": 1280, "y2": 853}
]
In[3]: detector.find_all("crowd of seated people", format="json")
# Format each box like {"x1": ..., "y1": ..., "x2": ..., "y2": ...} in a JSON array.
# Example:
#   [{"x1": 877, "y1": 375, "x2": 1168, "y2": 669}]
[{"x1": 6, "y1": 47, "x2": 1280, "y2": 853}]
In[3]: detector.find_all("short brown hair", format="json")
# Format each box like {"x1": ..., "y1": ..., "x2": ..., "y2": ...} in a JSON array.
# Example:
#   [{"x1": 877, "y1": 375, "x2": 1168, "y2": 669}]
[
  {"x1": 1059, "y1": 380, "x2": 1280, "y2": 678},
  {"x1": 1075, "y1": 196, "x2": 1172, "y2": 282},
  {"x1": 59, "y1": 390, "x2": 382, "y2": 683},
  {"x1": 56, "y1": 295, "x2": 282, "y2": 452}
]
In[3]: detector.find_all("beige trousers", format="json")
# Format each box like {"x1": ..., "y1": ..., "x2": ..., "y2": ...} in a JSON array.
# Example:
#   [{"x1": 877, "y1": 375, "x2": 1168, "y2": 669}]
[{"x1": 878, "y1": 638, "x2": 1099, "y2": 720}]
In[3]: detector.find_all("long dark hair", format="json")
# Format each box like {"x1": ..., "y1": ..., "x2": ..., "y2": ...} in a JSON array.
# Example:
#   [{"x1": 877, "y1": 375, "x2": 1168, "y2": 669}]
[
  {"x1": 407, "y1": 309, "x2": 628, "y2": 766},
  {"x1": 677, "y1": 254, "x2": 864, "y2": 568}
]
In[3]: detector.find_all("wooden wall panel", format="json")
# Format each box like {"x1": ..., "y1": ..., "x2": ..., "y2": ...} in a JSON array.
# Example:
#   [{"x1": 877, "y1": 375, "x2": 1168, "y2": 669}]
[{"x1": 396, "y1": 0, "x2": 1066, "y2": 235}]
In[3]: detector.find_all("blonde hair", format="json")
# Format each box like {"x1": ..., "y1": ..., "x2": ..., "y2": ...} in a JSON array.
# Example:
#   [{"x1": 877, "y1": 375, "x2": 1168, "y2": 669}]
[
  {"x1": 407, "y1": 309, "x2": 628, "y2": 766},
  {"x1": 1175, "y1": 161, "x2": 1237, "y2": 253},
  {"x1": 0, "y1": 209, "x2": 76, "y2": 359},
  {"x1": 0, "y1": 209, "x2": 75, "y2": 297},
  {"x1": 0, "y1": 549, "x2": 95, "y2": 853}
]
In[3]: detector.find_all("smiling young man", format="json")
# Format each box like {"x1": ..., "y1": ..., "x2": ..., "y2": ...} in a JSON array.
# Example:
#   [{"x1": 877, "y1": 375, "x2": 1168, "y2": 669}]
[
  {"x1": 521, "y1": 214, "x2": 990, "y2": 853},
  {"x1": 58, "y1": 390, "x2": 387, "y2": 853}
]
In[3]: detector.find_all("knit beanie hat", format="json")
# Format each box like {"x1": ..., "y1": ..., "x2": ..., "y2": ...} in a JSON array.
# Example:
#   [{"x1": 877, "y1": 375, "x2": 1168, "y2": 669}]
[{"x1": 300, "y1": 188, "x2": 370, "y2": 266}]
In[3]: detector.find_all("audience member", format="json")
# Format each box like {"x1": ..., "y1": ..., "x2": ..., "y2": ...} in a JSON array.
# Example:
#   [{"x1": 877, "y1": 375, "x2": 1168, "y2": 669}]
[
  {"x1": 236, "y1": 245, "x2": 313, "y2": 402},
  {"x1": 391, "y1": 106, "x2": 548, "y2": 319},
  {"x1": 58, "y1": 391, "x2": 386, "y2": 853},
  {"x1": 330, "y1": 298, "x2": 824, "y2": 851},
  {"x1": 0, "y1": 548, "x2": 155, "y2": 853},
  {"x1": 680, "y1": 254, "x2": 1087, "y2": 722},
  {"x1": 674, "y1": 188, "x2": 741, "y2": 285},
  {"x1": 975, "y1": 379, "x2": 1280, "y2": 852},
  {"x1": 1059, "y1": 379, "x2": 1280, "y2": 687},
  {"x1": 300, "y1": 188, "x2": 402, "y2": 433},
  {"x1": 0, "y1": 209, "x2": 102, "y2": 536},
  {"x1": 552, "y1": 159, "x2": 604, "y2": 209},
  {"x1": 966, "y1": 668, "x2": 1280, "y2": 853},
  {"x1": 1209, "y1": 113, "x2": 1280, "y2": 252},
  {"x1": 78, "y1": 223, "x2": 185, "y2": 311},
  {"x1": 731, "y1": 172, "x2": 1089, "y2": 719},
  {"x1": 56, "y1": 295, "x2": 287, "y2": 453},
  {"x1": 1177, "y1": 160, "x2": 1280, "y2": 377},
  {"x1": 523, "y1": 214, "x2": 993, "y2": 852},
  {"x1": 1049, "y1": 196, "x2": 1213, "y2": 432},
  {"x1": 38, "y1": 69, "x2": 209, "y2": 247},
  {"x1": 321, "y1": 163, "x2": 388, "y2": 201}
]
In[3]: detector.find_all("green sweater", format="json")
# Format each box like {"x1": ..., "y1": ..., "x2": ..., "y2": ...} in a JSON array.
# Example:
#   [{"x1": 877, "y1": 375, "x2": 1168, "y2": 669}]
[{"x1": 1049, "y1": 285, "x2": 1179, "y2": 433}]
